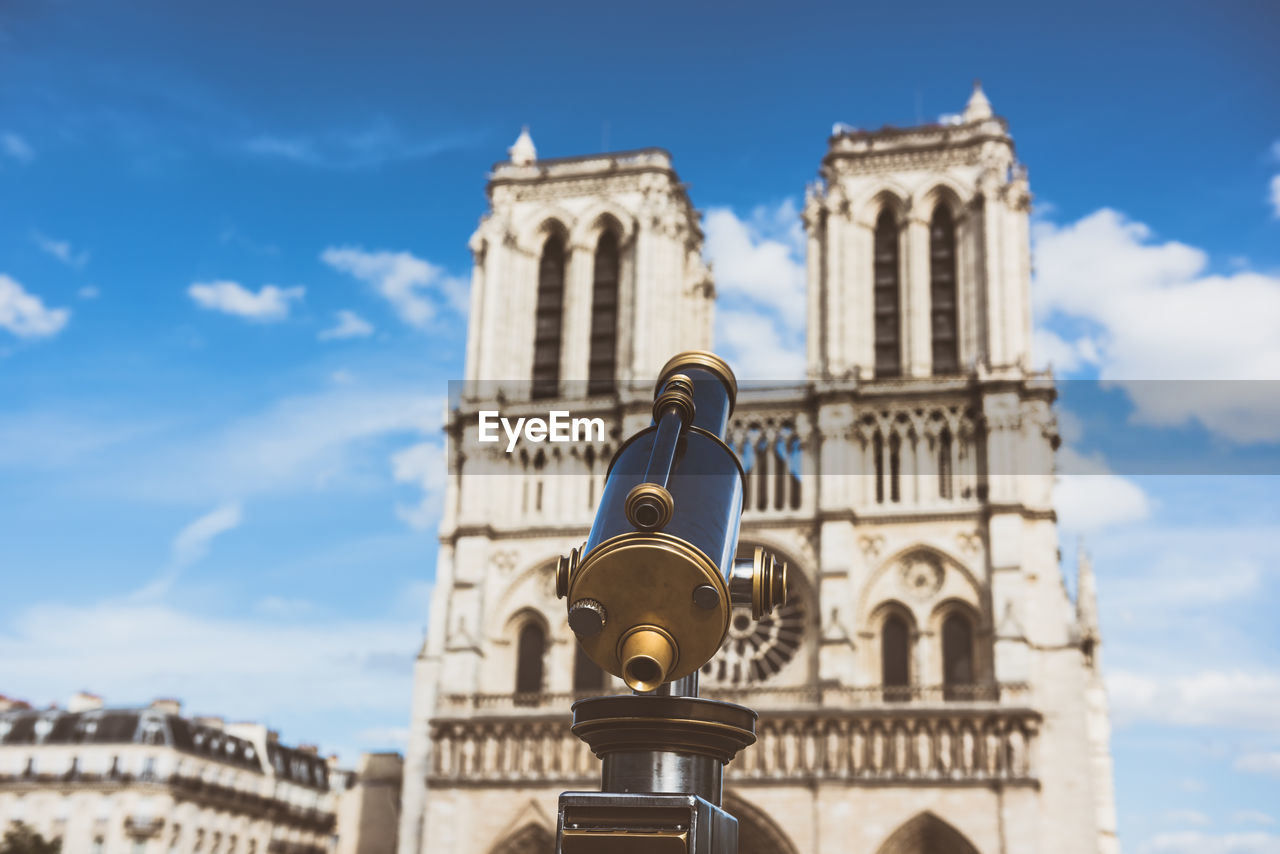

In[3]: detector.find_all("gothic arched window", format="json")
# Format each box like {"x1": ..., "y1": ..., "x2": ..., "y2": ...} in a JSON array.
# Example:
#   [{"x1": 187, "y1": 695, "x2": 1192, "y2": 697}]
[
  {"x1": 888, "y1": 432, "x2": 902, "y2": 504},
  {"x1": 938, "y1": 427, "x2": 954, "y2": 500},
  {"x1": 873, "y1": 430, "x2": 885, "y2": 504},
  {"x1": 573, "y1": 644, "x2": 605, "y2": 694},
  {"x1": 942, "y1": 612, "x2": 974, "y2": 700},
  {"x1": 588, "y1": 229, "x2": 620, "y2": 395},
  {"x1": 930, "y1": 205, "x2": 960, "y2": 374},
  {"x1": 515, "y1": 621, "x2": 546, "y2": 699},
  {"x1": 532, "y1": 232, "x2": 566, "y2": 399},
  {"x1": 881, "y1": 613, "x2": 910, "y2": 702},
  {"x1": 873, "y1": 209, "x2": 902, "y2": 379}
]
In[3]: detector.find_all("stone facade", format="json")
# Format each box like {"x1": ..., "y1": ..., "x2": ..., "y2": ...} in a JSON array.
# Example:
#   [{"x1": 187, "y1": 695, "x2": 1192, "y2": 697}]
[
  {"x1": 0, "y1": 694, "x2": 335, "y2": 854},
  {"x1": 398, "y1": 85, "x2": 1119, "y2": 854},
  {"x1": 333, "y1": 753, "x2": 403, "y2": 854}
]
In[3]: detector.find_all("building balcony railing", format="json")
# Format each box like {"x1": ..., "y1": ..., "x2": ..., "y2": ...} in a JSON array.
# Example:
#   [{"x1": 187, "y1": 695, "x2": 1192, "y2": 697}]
[
  {"x1": 426, "y1": 684, "x2": 1040, "y2": 787},
  {"x1": 0, "y1": 772, "x2": 335, "y2": 835},
  {"x1": 123, "y1": 816, "x2": 165, "y2": 839},
  {"x1": 436, "y1": 682, "x2": 1030, "y2": 714}
]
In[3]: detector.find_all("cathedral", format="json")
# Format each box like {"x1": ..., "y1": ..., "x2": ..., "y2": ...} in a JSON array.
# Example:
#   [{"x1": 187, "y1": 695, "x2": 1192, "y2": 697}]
[{"x1": 396, "y1": 84, "x2": 1119, "y2": 854}]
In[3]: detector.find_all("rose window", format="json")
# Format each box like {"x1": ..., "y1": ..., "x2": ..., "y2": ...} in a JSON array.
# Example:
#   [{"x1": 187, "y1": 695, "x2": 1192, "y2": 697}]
[{"x1": 701, "y1": 597, "x2": 806, "y2": 686}]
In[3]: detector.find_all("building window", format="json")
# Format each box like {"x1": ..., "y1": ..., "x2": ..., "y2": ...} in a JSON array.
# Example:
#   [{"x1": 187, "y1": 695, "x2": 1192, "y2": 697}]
[
  {"x1": 91, "y1": 837, "x2": 105, "y2": 854},
  {"x1": 938, "y1": 427, "x2": 953, "y2": 500},
  {"x1": 873, "y1": 209, "x2": 902, "y2": 378},
  {"x1": 588, "y1": 229, "x2": 620, "y2": 395},
  {"x1": 532, "y1": 232, "x2": 566, "y2": 399},
  {"x1": 514, "y1": 621, "x2": 546, "y2": 699},
  {"x1": 573, "y1": 644, "x2": 605, "y2": 694},
  {"x1": 881, "y1": 613, "x2": 911, "y2": 702},
  {"x1": 930, "y1": 205, "x2": 959, "y2": 374},
  {"x1": 873, "y1": 431, "x2": 885, "y2": 504},
  {"x1": 942, "y1": 612, "x2": 975, "y2": 700},
  {"x1": 888, "y1": 432, "x2": 901, "y2": 503}
]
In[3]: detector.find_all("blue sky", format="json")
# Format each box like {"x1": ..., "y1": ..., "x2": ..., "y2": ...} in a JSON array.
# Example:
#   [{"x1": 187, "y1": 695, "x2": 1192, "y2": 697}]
[{"x1": 2, "y1": 2, "x2": 1279, "y2": 851}]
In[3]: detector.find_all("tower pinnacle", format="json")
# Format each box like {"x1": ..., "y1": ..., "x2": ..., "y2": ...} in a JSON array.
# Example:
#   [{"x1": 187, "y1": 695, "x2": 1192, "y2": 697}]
[
  {"x1": 962, "y1": 79, "x2": 994, "y2": 122},
  {"x1": 508, "y1": 126, "x2": 537, "y2": 165}
]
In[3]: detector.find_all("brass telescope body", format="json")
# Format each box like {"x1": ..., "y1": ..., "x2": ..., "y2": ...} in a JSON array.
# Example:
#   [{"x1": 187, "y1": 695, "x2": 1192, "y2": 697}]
[
  {"x1": 554, "y1": 351, "x2": 789, "y2": 854},
  {"x1": 556, "y1": 351, "x2": 787, "y2": 691}
]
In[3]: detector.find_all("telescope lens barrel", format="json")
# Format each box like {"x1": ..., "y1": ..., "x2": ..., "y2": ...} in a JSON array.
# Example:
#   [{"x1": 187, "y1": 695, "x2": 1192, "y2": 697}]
[{"x1": 560, "y1": 351, "x2": 786, "y2": 692}]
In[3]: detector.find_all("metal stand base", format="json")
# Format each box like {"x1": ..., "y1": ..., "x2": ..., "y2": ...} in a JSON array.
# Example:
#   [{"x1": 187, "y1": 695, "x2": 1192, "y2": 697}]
[
  {"x1": 557, "y1": 792, "x2": 737, "y2": 854},
  {"x1": 555, "y1": 693, "x2": 756, "y2": 854}
]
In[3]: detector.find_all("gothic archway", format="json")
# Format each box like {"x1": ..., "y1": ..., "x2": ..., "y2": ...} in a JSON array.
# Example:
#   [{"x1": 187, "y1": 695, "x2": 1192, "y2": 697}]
[
  {"x1": 874, "y1": 811, "x2": 981, "y2": 854},
  {"x1": 488, "y1": 822, "x2": 553, "y2": 854},
  {"x1": 723, "y1": 792, "x2": 800, "y2": 854}
]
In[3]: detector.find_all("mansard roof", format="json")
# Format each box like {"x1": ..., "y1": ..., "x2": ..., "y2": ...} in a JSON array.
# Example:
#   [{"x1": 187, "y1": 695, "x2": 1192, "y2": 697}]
[
  {"x1": 0, "y1": 705, "x2": 328, "y2": 789},
  {"x1": 0, "y1": 707, "x2": 261, "y2": 771}
]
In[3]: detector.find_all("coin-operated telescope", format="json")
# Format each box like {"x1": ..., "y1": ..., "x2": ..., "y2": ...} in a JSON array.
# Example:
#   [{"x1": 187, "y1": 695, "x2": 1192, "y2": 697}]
[{"x1": 554, "y1": 351, "x2": 788, "y2": 854}]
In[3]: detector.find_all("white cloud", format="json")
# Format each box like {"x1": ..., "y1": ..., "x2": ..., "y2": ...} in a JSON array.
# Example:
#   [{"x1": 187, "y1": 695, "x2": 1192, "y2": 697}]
[
  {"x1": 0, "y1": 273, "x2": 70, "y2": 338},
  {"x1": 318, "y1": 309, "x2": 375, "y2": 341},
  {"x1": 171, "y1": 502, "x2": 243, "y2": 568},
  {"x1": 0, "y1": 382, "x2": 445, "y2": 528},
  {"x1": 0, "y1": 593, "x2": 422, "y2": 763},
  {"x1": 1033, "y1": 328, "x2": 1099, "y2": 374},
  {"x1": 131, "y1": 502, "x2": 244, "y2": 600},
  {"x1": 322, "y1": 247, "x2": 467, "y2": 328},
  {"x1": 78, "y1": 285, "x2": 100, "y2": 299},
  {"x1": 1109, "y1": 669, "x2": 1280, "y2": 731},
  {"x1": 1235, "y1": 813, "x2": 1277, "y2": 827},
  {"x1": 715, "y1": 307, "x2": 805, "y2": 381},
  {"x1": 704, "y1": 200, "x2": 806, "y2": 331},
  {"x1": 1138, "y1": 831, "x2": 1280, "y2": 854},
  {"x1": 1163, "y1": 810, "x2": 1211, "y2": 827},
  {"x1": 1054, "y1": 447, "x2": 1152, "y2": 533},
  {"x1": 1032, "y1": 209, "x2": 1280, "y2": 440},
  {"x1": 1, "y1": 132, "x2": 34, "y2": 163},
  {"x1": 704, "y1": 200, "x2": 807, "y2": 381},
  {"x1": 32, "y1": 231, "x2": 89, "y2": 269},
  {"x1": 243, "y1": 122, "x2": 463, "y2": 169},
  {"x1": 1235, "y1": 752, "x2": 1280, "y2": 777},
  {"x1": 188, "y1": 280, "x2": 304, "y2": 321},
  {"x1": 390, "y1": 441, "x2": 446, "y2": 530},
  {"x1": 1270, "y1": 174, "x2": 1280, "y2": 219}
]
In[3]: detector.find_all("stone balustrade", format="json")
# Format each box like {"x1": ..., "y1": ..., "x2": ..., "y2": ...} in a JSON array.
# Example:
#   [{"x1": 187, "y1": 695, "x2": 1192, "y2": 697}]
[{"x1": 426, "y1": 685, "x2": 1039, "y2": 787}]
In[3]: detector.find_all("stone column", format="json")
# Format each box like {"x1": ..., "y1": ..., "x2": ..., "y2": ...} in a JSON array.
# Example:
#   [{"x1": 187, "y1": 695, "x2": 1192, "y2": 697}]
[{"x1": 905, "y1": 215, "x2": 932, "y2": 377}]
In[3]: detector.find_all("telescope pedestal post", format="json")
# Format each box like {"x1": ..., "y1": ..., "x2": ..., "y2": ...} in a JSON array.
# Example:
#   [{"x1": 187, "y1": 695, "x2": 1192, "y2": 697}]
[{"x1": 555, "y1": 692, "x2": 755, "y2": 854}]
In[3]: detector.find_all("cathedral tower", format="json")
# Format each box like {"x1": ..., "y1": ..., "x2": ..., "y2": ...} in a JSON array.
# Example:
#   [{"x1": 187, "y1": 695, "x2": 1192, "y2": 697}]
[{"x1": 399, "y1": 87, "x2": 1118, "y2": 854}]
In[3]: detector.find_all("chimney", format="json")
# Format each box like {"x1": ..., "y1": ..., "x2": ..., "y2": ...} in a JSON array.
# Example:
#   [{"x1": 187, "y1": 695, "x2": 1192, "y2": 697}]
[
  {"x1": 297, "y1": 744, "x2": 319, "y2": 756},
  {"x1": 194, "y1": 716, "x2": 225, "y2": 731},
  {"x1": 149, "y1": 698, "x2": 182, "y2": 715},
  {"x1": 68, "y1": 692, "x2": 105, "y2": 713}
]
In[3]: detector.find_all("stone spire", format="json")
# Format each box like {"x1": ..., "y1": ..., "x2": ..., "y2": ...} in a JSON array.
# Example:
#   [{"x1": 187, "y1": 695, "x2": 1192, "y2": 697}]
[
  {"x1": 962, "y1": 79, "x2": 994, "y2": 122},
  {"x1": 508, "y1": 126, "x2": 536, "y2": 166}
]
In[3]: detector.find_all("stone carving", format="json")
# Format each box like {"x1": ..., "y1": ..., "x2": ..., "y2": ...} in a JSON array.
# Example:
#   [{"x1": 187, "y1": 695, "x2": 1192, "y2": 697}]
[
  {"x1": 900, "y1": 554, "x2": 944, "y2": 600},
  {"x1": 859, "y1": 534, "x2": 886, "y2": 559},
  {"x1": 428, "y1": 706, "x2": 1039, "y2": 786},
  {"x1": 490, "y1": 550, "x2": 517, "y2": 575}
]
